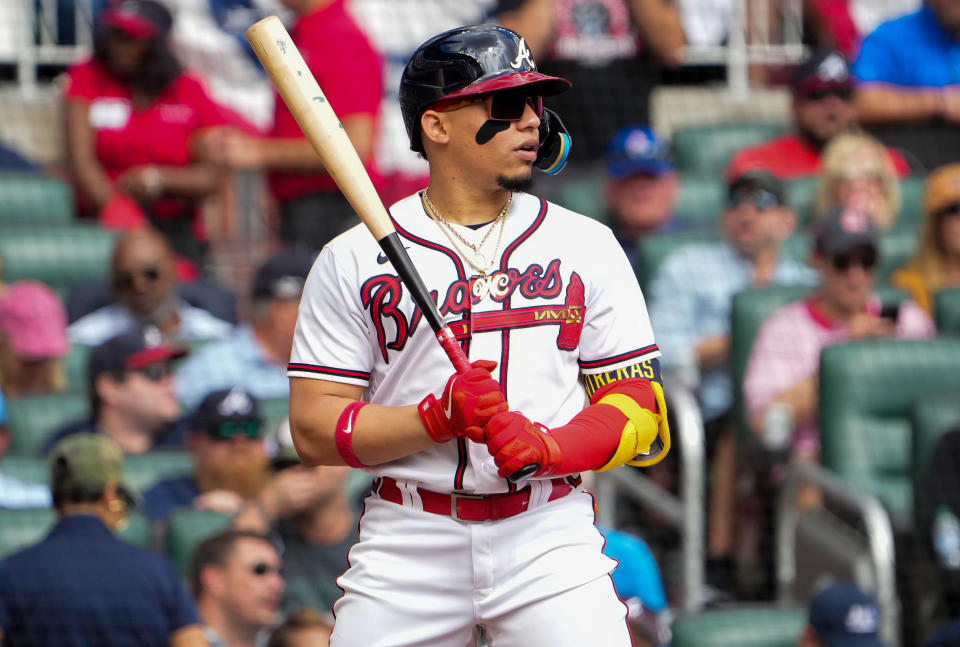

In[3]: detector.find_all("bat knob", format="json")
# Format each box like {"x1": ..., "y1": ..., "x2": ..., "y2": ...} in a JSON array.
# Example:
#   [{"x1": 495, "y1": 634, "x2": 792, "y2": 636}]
[{"x1": 508, "y1": 463, "x2": 539, "y2": 483}]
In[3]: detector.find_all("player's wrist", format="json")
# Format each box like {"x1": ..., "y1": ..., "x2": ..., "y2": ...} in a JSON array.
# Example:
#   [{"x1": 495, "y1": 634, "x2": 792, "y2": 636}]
[{"x1": 418, "y1": 393, "x2": 457, "y2": 443}]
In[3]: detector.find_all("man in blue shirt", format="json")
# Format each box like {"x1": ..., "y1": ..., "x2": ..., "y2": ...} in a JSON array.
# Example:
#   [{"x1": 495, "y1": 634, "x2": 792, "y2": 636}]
[
  {"x1": 0, "y1": 434, "x2": 205, "y2": 646},
  {"x1": 174, "y1": 250, "x2": 314, "y2": 409},
  {"x1": 853, "y1": 0, "x2": 960, "y2": 168},
  {"x1": 647, "y1": 169, "x2": 815, "y2": 593}
]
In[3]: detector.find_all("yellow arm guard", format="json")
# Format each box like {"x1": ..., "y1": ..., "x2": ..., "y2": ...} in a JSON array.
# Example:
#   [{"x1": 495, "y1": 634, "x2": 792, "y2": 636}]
[{"x1": 594, "y1": 381, "x2": 671, "y2": 471}]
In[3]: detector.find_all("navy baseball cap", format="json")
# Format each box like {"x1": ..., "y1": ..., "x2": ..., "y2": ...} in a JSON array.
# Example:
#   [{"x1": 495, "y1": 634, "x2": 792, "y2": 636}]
[
  {"x1": 251, "y1": 251, "x2": 315, "y2": 301},
  {"x1": 87, "y1": 327, "x2": 187, "y2": 383},
  {"x1": 191, "y1": 387, "x2": 264, "y2": 440},
  {"x1": 809, "y1": 582, "x2": 884, "y2": 647},
  {"x1": 814, "y1": 206, "x2": 880, "y2": 258},
  {"x1": 792, "y1": 50, "x2": 853, "y2": 97},
  {"x1": 606, "y1": 125, "x2": 673, "y2": 179}
]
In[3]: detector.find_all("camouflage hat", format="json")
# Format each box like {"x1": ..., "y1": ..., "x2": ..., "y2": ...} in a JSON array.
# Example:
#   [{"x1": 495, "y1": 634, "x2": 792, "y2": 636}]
[{"x1": 49, "y1": 434, "x2": 132, "y2": 503}]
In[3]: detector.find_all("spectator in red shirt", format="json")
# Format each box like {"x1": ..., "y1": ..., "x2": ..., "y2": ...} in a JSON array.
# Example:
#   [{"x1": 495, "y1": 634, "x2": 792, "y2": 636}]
[
  {"x1": 200, "y1": 0, "x2": 383, "y2": 253},
  {"x1": 726, "y1": 50, "x2": 909, "y2": 180},
  {"x1": 64, "y1": 0, "x2": 244, "y2": 266}
]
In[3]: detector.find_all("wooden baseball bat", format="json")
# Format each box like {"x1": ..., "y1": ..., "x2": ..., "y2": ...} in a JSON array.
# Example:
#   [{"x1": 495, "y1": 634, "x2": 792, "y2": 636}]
[{"x1": 246, "y1": 16, "x2": 537, "y2": 482}]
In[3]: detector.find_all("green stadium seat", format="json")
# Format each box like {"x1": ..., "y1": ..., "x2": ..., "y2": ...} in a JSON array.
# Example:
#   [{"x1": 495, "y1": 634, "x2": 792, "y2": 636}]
[
  {"x1": 7, "y1": 392, "x2": 91, "y2": 455},
  {"x1": 0, "y1": 224, "x2": 117, "y2": 293},
  {"x1": 897, "y1": 176, "x2": 926, "y2": 227},
  {"x1": 259, "y1": 397, "x2": 290, "y2": 429},
  {"x1": 636, "y1": 229, "x2": 718, "y2": 292},
  {"x1": 784, "y1": 176, "x2": 817, "y2": 226},
  {"x1": 671, "y1": 607, "x2": 806, "y2": 647},
  {"x1": 674, "y1": 176, "x2": 725, "y2": 227},
  {"x1": 934, "y1": 287, "x2": 960, "y2": 334},
  {"x1": 819, "y1": 339, "x2": 960, "y2": 528},
  {"x1": 912, "y1": 392, "x2": 960, "y2": 523},
  {"x1": 877, "y1": 225, "x2": 918, "y2": 283},
  {"x1": 0, "y1": 509, "x2": 150, "y2": 559},
  {"x1": 553, "y1": 176, "x2": 608, "y2": 225},
  {"x1": 0, "y1": 172, "x2": 74, "y2": 226},
  {"x1": 0, "y1": 455, "x2": 48, "y2": 485},
  {"x1": 730, "y1": 285, "x2": 812, "y2": 445},
  {"x1": 671, "y1": 122, "x2": 789, "y2": 176},
  {"x1": 164, "y1": 508, "x2": 232, "y2": 576},
  {"x1": 124, "y1": 451, "x2": 194, "y2": 496},
  {"x1": 63, "y1": 344, "x2": 92, "y2": 393}
]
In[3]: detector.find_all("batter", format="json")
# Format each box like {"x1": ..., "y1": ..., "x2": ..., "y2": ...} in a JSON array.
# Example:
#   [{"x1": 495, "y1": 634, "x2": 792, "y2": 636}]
[{"x1": 287, "y1": 25, "x2": 670, "y2": 647}]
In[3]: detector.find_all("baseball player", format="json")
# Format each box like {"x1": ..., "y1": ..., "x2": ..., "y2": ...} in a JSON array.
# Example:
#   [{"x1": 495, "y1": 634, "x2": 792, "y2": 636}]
[{"x1": 287, "y1": 25, "x2": 670, "y2": 647}]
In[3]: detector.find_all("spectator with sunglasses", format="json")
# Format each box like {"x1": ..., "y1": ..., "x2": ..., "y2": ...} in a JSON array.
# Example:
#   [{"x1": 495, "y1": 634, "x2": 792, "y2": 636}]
[
  {"x1": 174, "y1": 250, "x2": 314, "y2": 409},
  {"x1": 744, "y1": 205, "x2": 933, "y2": 464},
  {"x1": 189, "y1": 530, "x2": 285, "y2": 647},
  {"x1": 69, "y1": 228, "x2": 234, "y2": 347},
  {"x1": 891, "y1": 163, "x2": 960, "y2": 315},
  {"x1": 726, "y1": 50, "x2": 909, "y2": 181},
  {"x1": 143, "y1": 387, "x2": 272, "y2": 521},
  {"x1": 43, "y1": 327, "x2": 189, "y2": 455},
  {"x1": 648, "y1": 169, "x2": 815, "y2": 593}
]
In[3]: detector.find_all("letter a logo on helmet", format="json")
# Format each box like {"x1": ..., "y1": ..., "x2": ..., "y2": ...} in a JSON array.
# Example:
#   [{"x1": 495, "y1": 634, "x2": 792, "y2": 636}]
[
  {"x1": 510, "y1": 37, "x2": 535, "y2": 70},
  {"x1": 399, "y1": 25, "x2": 571, "y2": 154}
]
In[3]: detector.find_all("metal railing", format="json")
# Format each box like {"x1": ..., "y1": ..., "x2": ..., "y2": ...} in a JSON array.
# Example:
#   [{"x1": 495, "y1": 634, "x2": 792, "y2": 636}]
[
  {"x1": 593, "y1": 380, "x2": 707, "y2": 613},
  {"x1": 775, "y1": 461, "x2": 900, "y2": 645}
]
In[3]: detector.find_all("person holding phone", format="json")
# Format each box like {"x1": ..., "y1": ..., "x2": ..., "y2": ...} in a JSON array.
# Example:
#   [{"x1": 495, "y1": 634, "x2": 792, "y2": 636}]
[{"x1": 743, "y1": 205, "x2": 934, "y2": 466}]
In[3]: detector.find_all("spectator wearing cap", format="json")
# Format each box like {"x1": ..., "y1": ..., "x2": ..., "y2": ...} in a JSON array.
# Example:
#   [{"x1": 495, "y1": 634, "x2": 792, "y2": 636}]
[
  {"x1": 853, "y1": 1, "x2": 960, "y2": 130},
  {"x1": 63, "y1": 0, "x2": 252, "y2": 266},
  {"x1": 69, "y1": 228, "x2": 233, "y2": 347},
  {"x1": 189, "y1": 530, "x2": 284, "y2": 647},
  {"x1": 0, "y1": 434, "x2": 205, "y2": 647},
  {"x1": 0, "y1": 280, "x2": 69, "y2": 399},
  {"x1": 892, "y1": 163, "x2": 960, "y2": 314},
  {"x1": 233, "y1": 419, "x2": 359, "y2": 617},
  {"x1": 143, "y1": 387, "x2": 272, "y2": 522},
  {"x1": 726, "y1": 50, "x2": 909, "y2": 180},
  {"x1": 604, "y1": 125, "x2": 686, "y2": 269},
  {"x1": 813, "y1": 132, "x2": 901, "y2": 230},
  {"x1": 648, "y1": 169, "x2": 814, "y2": 591},
  {"x1": 799, "y1": 582, "x2": 886, "y2": 647},
  {"x1": 174, "y1": 250, "x2": 314, "y2": 409},
  {"x1": 43, "y1": 328, "x2": 189, "y2": 455},
  {"x1": 744, "y1": 205, "x2": 933, "y2": 466}
]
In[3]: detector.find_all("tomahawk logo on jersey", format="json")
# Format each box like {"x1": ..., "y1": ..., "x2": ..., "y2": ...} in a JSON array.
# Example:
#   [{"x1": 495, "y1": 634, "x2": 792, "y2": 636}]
[{"x1": 289, "y1": 191, "x2": 660, "y2": 493}]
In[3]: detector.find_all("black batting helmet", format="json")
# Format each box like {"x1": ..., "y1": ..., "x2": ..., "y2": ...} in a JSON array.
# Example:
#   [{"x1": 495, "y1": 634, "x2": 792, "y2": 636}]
[{"x1": 399, "y1": 25, "x2": 571, "y2": 154}]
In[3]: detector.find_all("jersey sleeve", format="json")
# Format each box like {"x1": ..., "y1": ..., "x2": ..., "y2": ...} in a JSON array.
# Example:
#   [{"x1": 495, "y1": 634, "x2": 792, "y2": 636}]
[
  {"x1": 577, "y1": 227, "x2": 659, "y2": 374},
  {"x1": 288, "y1": 245, "x2": 374, "y2": 386}
]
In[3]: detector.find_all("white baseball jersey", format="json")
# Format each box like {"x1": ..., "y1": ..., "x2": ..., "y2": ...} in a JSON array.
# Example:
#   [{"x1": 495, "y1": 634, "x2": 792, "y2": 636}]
[{"x1": 289, "y1": 191, "x2": 659, "y2": 494}]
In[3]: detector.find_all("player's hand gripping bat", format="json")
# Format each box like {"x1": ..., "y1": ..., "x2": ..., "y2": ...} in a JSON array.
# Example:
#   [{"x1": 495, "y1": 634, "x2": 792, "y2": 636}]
[{"x1": 246, "y1": 16, "x2": 537, "y2": 482}]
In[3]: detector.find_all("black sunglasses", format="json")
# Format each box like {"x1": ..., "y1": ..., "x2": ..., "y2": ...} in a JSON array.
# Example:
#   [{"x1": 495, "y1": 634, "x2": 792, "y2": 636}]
[
  {"x1": 136, "y1": 361, "x2": 173, "y2": 382},
  {"x1": 208, "y1": 420, "x2": 263, "y2": 441},
  {"x1": 832, "y1": 248, "x2": 878, "y2": 272},
  {"x1": 436, "y1": 88, "x2": 543, "y2": 121},
  {"x1": 251, "y1": 562, "x2": 280, "y2": 576},
  {"x1": 728, "y1": 188, "x2": 780, "y2": 211},
  {"x1": 804, "y1": 87, "x2": 853, "y2": 102},
  {"x1": 114, "y1": 266, "x2": 161, "y2": 290},
  {"x1": 935, "y1": 202, "x2": 960, "y2": 220}
]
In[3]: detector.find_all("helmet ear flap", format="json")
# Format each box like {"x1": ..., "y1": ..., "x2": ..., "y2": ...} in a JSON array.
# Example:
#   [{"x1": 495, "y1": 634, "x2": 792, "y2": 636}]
[{"x1": 534, "y1": 108, "x2": 572, "y2": 175}]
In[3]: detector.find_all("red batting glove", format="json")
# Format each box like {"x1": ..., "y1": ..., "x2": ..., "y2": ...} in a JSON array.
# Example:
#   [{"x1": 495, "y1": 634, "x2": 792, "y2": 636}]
[
  {"x1": 484, "y1": 411, "x2": 562, "y2": 478},
  {"x1": 418, "y1": 360, "x2": 507, "y2": 443}
]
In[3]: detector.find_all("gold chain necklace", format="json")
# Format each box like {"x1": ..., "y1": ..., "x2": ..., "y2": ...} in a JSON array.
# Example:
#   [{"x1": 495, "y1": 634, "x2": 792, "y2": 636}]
[{"x1": 422, "y1": 190, "x2": 511, "y2": 278}]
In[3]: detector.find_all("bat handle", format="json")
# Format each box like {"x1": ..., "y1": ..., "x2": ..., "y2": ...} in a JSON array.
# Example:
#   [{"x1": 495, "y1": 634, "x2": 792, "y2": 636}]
[{"x1": 436, "y1": 327, "x2": 538, "y2": 483}]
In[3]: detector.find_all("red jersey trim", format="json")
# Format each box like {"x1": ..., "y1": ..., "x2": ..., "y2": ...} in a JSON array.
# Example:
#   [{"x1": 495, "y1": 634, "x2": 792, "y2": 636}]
[
  {"x1": 579, "y1": 345, "x2": 660, "y2": 370},
  {"x1": 287, "y1": 363, "x2": 370, "y2": 381}
]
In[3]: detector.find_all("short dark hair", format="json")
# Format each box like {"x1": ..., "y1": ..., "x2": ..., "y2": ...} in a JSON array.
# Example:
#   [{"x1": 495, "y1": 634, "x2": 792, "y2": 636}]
[
  {"x1": 187, "y1": 530, "x2": 276, "y2": 597},
  {"x1": 266, "y1": 608, "x2": 334, "y2": 647}
]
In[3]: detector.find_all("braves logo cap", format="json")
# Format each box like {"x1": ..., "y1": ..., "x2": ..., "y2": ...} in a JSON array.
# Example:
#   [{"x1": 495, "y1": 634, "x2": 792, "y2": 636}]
[
  {"x1": 809, "y1": 582, "x2": 885, "y2": 647},
  {"x1": 251, "y1": 250, "x2": 315, "y2": 301},
  {"x1": 814, "y1": 205, "x2": 880, "y2": 258},
  {"x1": 606, "y1": 125, "x2": 673, "y2": 179}
]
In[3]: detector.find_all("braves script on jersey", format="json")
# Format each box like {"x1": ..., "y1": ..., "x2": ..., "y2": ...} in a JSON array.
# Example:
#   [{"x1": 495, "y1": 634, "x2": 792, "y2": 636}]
[{"x1": 289, "y1": 191, "x2": 659, "y2": 493}]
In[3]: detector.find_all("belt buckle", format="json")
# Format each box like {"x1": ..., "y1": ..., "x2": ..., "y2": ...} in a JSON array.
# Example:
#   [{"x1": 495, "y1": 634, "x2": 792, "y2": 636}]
[{"x1": 450, "y1": 491, "x2": 486, "y2": 523}]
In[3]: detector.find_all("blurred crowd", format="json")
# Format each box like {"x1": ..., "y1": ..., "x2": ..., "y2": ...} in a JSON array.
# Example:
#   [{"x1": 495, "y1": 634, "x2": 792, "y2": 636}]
[{"x1": 2, "y1": 0, "x2": 960, "y2": 645}]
